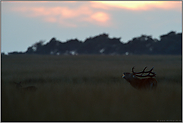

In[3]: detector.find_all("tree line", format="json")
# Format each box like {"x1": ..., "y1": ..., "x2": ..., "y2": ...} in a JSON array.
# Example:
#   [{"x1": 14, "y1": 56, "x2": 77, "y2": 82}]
[{"x1": 6, "y1": 31, "x2": 182, "y2": 55}]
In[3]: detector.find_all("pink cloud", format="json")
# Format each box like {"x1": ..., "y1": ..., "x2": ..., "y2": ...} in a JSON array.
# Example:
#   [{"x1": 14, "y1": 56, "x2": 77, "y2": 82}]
[
  {"x1": 91, "y1": 12, "x2": 109, "y2": 22},
  {"x1": 11, "y1": 2, "x2": 111, "y2": 27}
]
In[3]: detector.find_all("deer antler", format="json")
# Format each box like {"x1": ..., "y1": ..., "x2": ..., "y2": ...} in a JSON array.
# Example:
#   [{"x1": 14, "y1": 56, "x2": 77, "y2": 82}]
[{"x1": 132, "y1": 66, "x2": 156, "y2": 77}]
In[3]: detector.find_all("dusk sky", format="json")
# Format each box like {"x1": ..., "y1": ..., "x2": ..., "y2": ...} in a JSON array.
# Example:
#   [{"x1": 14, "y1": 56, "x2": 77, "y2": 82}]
[{"x1": 1, "y1": 1, "x2": 182, "y2": 54}]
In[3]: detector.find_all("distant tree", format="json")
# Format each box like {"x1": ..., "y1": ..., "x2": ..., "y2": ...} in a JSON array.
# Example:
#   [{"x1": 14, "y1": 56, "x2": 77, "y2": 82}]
[
  {"x1": 26, "y1": 40, "x2": 45, "y2": 54},
  {"x1": 8, "y1": 51, "x2": 24, "y2": 55},
  {"x1": 1, "y1": 52, "x2": 5, "y2": 55},
  {"x1": 125, "y1": 35, "x2": 156, "y2": 54},
  {"x1": 153, "y1": 31, "x2": 182, "y2": 55},
  {"x1": 32, "y1": 40, "x2": 45, "y2": 48}
]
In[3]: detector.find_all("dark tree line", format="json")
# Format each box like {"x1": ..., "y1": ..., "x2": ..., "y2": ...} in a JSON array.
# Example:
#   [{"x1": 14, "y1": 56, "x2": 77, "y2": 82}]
[{"x1": 7, "y1": 31, "x2": 182, "y2": 55}]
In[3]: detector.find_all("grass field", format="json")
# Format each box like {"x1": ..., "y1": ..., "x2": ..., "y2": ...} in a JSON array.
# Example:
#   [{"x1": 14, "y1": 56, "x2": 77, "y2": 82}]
[{"x1": 1, "y1": 55, "x2": 182, "y2": 121}]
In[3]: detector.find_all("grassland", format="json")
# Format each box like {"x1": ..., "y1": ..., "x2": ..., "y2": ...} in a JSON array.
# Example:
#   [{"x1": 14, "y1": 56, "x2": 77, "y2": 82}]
[{"x1": 1, "y1": 55, "x2": 182, "y2": 121}]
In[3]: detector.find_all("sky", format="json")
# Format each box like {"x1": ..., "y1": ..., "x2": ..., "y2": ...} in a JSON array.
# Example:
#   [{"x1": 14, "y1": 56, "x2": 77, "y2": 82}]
[{"x1": 1, "y1": 1, "x2": 182, "y2": 54}]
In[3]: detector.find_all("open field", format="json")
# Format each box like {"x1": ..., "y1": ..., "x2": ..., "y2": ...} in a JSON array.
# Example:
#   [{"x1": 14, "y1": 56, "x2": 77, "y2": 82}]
[{"x1": 1, "y1": 55, "x2": 182, "y2": 121}]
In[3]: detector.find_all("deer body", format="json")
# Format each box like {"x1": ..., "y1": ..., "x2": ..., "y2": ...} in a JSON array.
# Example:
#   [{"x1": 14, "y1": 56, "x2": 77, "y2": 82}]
[
  {"x1": 123, "y1": 73, "x2": 157, "y2": 89},
  {"x1": 14, "y1": 82, "x2": 37, "y2": 91},
  {"x1": 123, "y1": 67, "x2": 157, "y2": 90}
]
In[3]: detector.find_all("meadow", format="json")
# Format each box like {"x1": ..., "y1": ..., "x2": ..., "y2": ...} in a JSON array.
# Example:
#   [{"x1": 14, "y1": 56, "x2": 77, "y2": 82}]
[{"x1": 1, "y1": 55, "x2": 182, "y2": 121}]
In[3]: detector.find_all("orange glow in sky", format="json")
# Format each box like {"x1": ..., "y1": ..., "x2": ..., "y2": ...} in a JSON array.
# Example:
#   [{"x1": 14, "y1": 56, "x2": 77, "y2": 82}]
[
  {"x1": 92, "y1": 1, "x2": 181, "y2": 11},
  {"x1": 91, "y1": 12, "x2": 109, "y2": 23}
]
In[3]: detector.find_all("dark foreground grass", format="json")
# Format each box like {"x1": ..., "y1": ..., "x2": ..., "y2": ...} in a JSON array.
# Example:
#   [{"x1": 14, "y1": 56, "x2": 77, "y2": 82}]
[{"x1": 1, "y1": 55, "x2": 182, "y2": 121}]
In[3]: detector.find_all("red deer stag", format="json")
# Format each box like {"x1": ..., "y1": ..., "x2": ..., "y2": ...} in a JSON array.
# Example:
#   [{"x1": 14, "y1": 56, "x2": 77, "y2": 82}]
[{"x1": 122, "y1": 67, "x2": 157, "y2": 90}]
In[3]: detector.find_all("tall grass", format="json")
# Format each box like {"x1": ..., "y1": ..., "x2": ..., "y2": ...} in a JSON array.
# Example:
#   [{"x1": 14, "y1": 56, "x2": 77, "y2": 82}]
[{"x1": 2, "y1": 55, "x2": 182, "y2": 121}]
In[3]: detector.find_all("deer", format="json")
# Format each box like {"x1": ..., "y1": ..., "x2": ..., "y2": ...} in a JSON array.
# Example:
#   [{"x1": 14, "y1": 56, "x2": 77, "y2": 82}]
[
  {"x1": 122, "y1": 67, "x2": 157, "y2": 90},
  {"x1": 14, "y1": 82, "x2": 37, "y2": 92}
]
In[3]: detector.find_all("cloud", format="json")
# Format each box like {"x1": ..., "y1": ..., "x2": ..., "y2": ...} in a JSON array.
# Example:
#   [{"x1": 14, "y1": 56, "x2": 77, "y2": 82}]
[
  {"x1": 81, "y1": 12, "x2": 110, "y2": 26},
  {"x1": 10, "y1": 2, "x2": 111, "y2": 27},
  {"x1": 91, "y1": 12, "x2": 109, "y2": 23}
]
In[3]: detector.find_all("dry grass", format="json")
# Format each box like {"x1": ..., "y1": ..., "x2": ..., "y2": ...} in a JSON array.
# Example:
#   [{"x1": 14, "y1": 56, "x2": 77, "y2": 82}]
[{"x1": 1, "y1": 55, "x2": 182, "y2": 121}]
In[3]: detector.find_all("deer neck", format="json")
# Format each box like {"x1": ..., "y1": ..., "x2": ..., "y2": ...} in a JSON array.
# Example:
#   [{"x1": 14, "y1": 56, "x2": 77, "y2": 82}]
[{"x1": 128, "y1": 77, "x2": 141, "y2": 84}]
